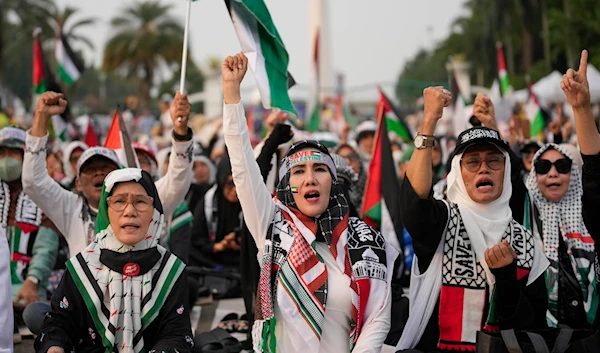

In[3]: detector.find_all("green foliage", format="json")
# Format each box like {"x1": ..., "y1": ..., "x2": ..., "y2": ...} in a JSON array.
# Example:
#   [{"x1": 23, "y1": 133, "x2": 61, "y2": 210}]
[
  {"x1": 397, "y1": 0, "x2": 600, "y2": 106},
  {"x1": 102, "y1": 0, "x2": 190, "y2": 105}
]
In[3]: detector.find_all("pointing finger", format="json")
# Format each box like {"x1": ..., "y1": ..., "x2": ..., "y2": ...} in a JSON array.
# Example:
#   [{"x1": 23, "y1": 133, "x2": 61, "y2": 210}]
[{"x1": 579, "y1": 49, "x2": 588, "y2": 79}]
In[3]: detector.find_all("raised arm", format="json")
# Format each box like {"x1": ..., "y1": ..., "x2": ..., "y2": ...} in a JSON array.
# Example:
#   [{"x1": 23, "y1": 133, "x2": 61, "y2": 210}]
[
  {"x1": 155, "y1": 92, "x2": 194, "y2": 217},
  {"x1": 406, "y1": 87, "x2": 452, "y2": 198},
  {"x1": 23, "y1": 92, "x2": 79, "y2": 236},
  {"x1": 222, "y1": 53, "x2": 275, "y2": 251},
  {"x1": 561, "y1": 49, "x2": 600, "y2": 155}
]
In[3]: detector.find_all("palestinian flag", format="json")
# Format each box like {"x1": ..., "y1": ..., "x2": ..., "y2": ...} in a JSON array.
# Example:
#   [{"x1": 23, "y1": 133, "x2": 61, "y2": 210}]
[
  {"x1": 496, "y1": 42, "x2": 512, "y2": 96},
  {"x1": 378, "y1": 88, "x2": 412, "y2": 143},
  {"x1": 33, "y1": 30, "x2": 62, "y2": 95},
  {"x1": 56, "y1": 32, "x2": 85, "y2": 85},
  {"x1": 104, "y1": 110, "x2": 139, "y2": 168},
  {"x1": 306, "y1": 29, "x2": 321, "y2": 132},
  {"x1": 525, "y1": 76, "x2": 545, "y2": 139},
  {"x1": 225, "y1": 0, "x2": 296, "y2": 115},
  {"x1": 33, "y1": 29, "x2": 72, "y2": 121},
  {"x1": 361, "y1": 99, "x2": 403, "y2": 257}
]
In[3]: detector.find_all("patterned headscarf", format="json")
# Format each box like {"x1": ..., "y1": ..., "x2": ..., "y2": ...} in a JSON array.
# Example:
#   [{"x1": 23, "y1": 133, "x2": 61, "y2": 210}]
[
  {"x1": 275, "y1": 140, "x2": 348, "y2": 240},
  {"x1": 525, "y1": 143, "x2": 598, "y2": 326},
  {"x1": 66, "y1": 169, "x2": 186, "y2": 352}
]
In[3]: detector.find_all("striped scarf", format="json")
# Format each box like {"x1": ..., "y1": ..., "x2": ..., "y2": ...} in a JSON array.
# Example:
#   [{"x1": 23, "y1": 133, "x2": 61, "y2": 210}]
[
  {"x1": 66, "y1": 169, "x2": 185, "y2": 353},
  {"x1": 525, "y1": 143, "x2": 598, "y2": 327},
  {"x1": 439, "y1": 203, "x2": 538, "y2": 351},
  {"x1": 0, "y1": 182, "x2": 42, "y2": 285}
]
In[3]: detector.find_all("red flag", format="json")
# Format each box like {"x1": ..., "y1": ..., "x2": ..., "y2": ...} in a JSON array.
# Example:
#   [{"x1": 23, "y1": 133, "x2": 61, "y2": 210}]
[
  {"x1": 84, "y1": 121, "x2": 99, "y2": 147},
  {"x1": 105, "y1": 110, "x2": 139, "y2": 168}
]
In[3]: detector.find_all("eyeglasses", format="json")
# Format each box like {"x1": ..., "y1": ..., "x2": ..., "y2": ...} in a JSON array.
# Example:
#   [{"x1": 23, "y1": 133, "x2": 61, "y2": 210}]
[
  {"x1": 461, "y1": 154, "x2": 506, "y2": 172},
  {"x1": 106, "y1": 194, "x2": 154, "y2": 212},
  {"x1": 534, "y1": 158, "x2": 572, "y2": 175}
]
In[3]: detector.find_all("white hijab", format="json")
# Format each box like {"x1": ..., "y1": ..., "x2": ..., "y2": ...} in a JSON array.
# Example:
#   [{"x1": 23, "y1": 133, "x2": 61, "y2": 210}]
[{"x1": 446, "y1": 143, "x2": 513, "y2": 285}]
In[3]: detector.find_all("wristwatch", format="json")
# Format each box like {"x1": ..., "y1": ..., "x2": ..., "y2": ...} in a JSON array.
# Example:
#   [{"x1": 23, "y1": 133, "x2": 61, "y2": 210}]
[{"x1": 414, "y1": 133, "x2": 435, "y2": 149}]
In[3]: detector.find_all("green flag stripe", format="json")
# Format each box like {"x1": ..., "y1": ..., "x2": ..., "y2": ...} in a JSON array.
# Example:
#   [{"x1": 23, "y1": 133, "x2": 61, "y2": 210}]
[
  {"x1": 386, "y1": 117, "x2": 410, "y2": 142},
  {"x1": 57, "y1": 64, "x2": 76, "y2": 86}
]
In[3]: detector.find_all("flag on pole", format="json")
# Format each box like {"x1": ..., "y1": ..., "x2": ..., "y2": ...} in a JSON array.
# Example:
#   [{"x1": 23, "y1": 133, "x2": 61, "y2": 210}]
[
  {"x1": 84, "y1": 119, "x2": 99, "y2": 147},
  {"x1": 361, "y1": 99, "x2": 403, "y2": 256},
  {"x1": 56, "y1": 30, "x2": 85, "y2": 86},
  {"x1": 33, "y1": 29, "x2": 72, "y2": 123},
  {"x1": 33, "y1": 29, "x2": 62, "y2": 95},
  {"x1": 525, "y1": 76, "x2": 545, "y2": 139},
  {"x1": 306, "y1": 29, "x2": 321, "y2": 132},
  {"x1": 225, "y1": 0, "x2": 297, "y2": 115},
  {"x1": 378, "y1": 88, "x2": 412, "y2": 143},
  {"x1": 104, "y1": 110, "x2": 139, "y2": 168},
  {"x1": 496, "y1": 42, "x2": 512, "y2": 96}
]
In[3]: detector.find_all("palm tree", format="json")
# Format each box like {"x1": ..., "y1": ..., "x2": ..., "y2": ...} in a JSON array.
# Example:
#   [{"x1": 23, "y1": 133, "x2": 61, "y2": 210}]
[
  {"x1": 49, "y1": 6, "x2": 97, "y2": 50},
  {"x1": 0, "y1": 0, "x2": 55, "y2": 83},
  {"x1": 102, "y1": 1, "x2": 186, "y2": 105}
]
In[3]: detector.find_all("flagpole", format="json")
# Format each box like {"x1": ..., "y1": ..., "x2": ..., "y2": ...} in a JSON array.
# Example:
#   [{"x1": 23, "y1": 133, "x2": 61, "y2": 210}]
[{"x1": 178, "y1": 0, "x2": 193, "y2": 122}]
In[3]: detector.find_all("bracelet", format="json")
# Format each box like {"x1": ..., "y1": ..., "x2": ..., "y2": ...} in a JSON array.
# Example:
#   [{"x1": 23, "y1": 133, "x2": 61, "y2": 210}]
[{"x1": 172, "y1": 128, "x2": 193, "y2": 141}]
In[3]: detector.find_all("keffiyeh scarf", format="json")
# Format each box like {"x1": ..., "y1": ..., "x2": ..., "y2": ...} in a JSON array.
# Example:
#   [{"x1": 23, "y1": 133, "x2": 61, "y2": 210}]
[
  {"x1": 66, "y1": 169, "x2": 185, "y2": 353},
  {"x1": 0, "y1": 182, "x2": 43, "y2": 285},
  {"x1": 525, "y1": 143, "x2": 598, "y2": 326},
  {"x1": 253, "y1": 140, "x2": 392, "y2": 353}
]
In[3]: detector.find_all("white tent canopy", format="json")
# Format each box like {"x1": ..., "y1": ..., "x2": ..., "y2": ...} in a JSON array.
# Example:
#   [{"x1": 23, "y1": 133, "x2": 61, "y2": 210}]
[{"x1": 513, "y1": 64, "x2": 600, "y2": 106}]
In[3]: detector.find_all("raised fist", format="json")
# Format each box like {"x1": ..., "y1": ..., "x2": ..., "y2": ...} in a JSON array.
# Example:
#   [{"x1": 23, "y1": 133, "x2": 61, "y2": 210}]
[
  {"x1": 485, "y1": 239, "x2": 518, "y2": 269},
  {"x1": 222, "y1": 52, "x2": 248, "y2": 87},
  {"x1": 35, "y1": 91, "x2": 67, "y2": 120},
  {"x1": 423, "y1": 86, "x2": 452, "y2": 122},
  {"x1": 473, "y1": 93, "x2": 497, "y2": 130}
]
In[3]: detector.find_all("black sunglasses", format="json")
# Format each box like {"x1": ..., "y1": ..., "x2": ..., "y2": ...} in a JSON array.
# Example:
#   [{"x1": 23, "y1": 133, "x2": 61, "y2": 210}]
[{"x1": 534, "y1": 158, "x2": 572, "y2": 175}]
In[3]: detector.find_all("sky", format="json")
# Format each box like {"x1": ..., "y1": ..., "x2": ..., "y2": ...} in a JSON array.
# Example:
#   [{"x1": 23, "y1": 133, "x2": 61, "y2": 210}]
[{"x1": 55, "y1": 0, "x2": 467, "y2": 96}]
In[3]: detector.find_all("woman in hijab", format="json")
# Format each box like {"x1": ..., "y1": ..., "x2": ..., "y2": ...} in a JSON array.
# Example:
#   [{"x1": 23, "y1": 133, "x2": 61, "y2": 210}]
[
  {"x1": 190, "y1": 154, "x2": 243, "y2": 268},
  {"x1": 222, "y1": 53, "x2": 396, "y2": 353},
  {"x1": 335, "y1": 143, "x2": 367, "y2": 211},
  {"x1": 61, "y1": 141, "x2": 88, "y2": 191},
  {"x1": 35, "y1": 169, "x2": 192, "y2": 353},
  {"x1": 396, "y1": 88, "x2": 548, "y2": 352},
  {"x1": 525, "y1": 143, "x2": 597, "y2": 328}
]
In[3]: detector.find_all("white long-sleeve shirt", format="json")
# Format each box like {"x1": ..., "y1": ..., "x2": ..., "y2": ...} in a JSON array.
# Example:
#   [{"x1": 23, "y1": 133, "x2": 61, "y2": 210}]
[
  {"x1": 223, "y1": 102, "x2": 391, "y2": 353},
  {"x1": 23, "y1": 132, "x2": 193, "y2": 255}
]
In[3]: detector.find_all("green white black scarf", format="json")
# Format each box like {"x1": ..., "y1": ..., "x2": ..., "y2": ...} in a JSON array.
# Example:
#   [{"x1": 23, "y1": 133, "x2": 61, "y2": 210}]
[{"x1": 66, "y1": 169, "x2": 185, "y2": 353}]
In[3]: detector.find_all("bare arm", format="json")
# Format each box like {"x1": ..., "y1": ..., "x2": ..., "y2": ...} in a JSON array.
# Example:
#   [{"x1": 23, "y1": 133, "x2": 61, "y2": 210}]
[
  {"x1": 561, "y1": 49, "x2": 600, "y2": 155},
  {"x1": 406, "y1": 87, "x2": 452, "y2": 199}
]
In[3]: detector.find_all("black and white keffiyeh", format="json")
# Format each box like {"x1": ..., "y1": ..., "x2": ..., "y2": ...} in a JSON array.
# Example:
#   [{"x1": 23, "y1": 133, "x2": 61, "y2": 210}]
[
  {"x1": 525, "y1": 143, "x2": 598, "y2": 326},
  {"x1": 65, "y1": 169, "x2": 185, "y2": 353}
]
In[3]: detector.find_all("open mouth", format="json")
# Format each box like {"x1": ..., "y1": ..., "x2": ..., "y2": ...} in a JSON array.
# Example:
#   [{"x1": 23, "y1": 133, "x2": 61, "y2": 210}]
[
  {"x1": 304, "y1": 190, "x2": 320, "y2": 202},
  {"x1": 476, "y1": 179, "x2": 494, "y2": 189},
  {"x1": 547, "y1": 182, "x2": 561, "y2": 189},
  {"x1": 121, "y1": 223, "x2": 140, "y2": 230}
]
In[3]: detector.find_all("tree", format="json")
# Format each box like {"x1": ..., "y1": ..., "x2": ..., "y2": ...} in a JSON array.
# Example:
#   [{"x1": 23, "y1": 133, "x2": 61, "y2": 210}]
[
  {"x1": 102, "y1": 0, "x2": 186, "y2": 105},
  {"x1": 0, "y1": 0, "x2": 55, "y2": 84},
  {"x1": 49, "y1": 6, "x2": 96, "y2": 50}
]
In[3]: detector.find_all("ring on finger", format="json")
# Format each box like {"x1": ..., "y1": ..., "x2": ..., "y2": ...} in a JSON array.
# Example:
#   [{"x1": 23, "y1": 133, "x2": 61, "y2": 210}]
[{"x1": 442, "y1": 89, "x2": 450, "y2": 95}]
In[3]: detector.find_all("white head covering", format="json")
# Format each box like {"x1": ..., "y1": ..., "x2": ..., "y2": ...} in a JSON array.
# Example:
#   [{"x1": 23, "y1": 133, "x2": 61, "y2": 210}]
[
  {"x1": 193, "y1": 155, "x2": 216, "y2": 185},
  {"x1": 446, "y1": 143, "x2": 513, "y2": 285},
  {"x1": 62, "y1": 141, "x2": 89, "y2": 180}
]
